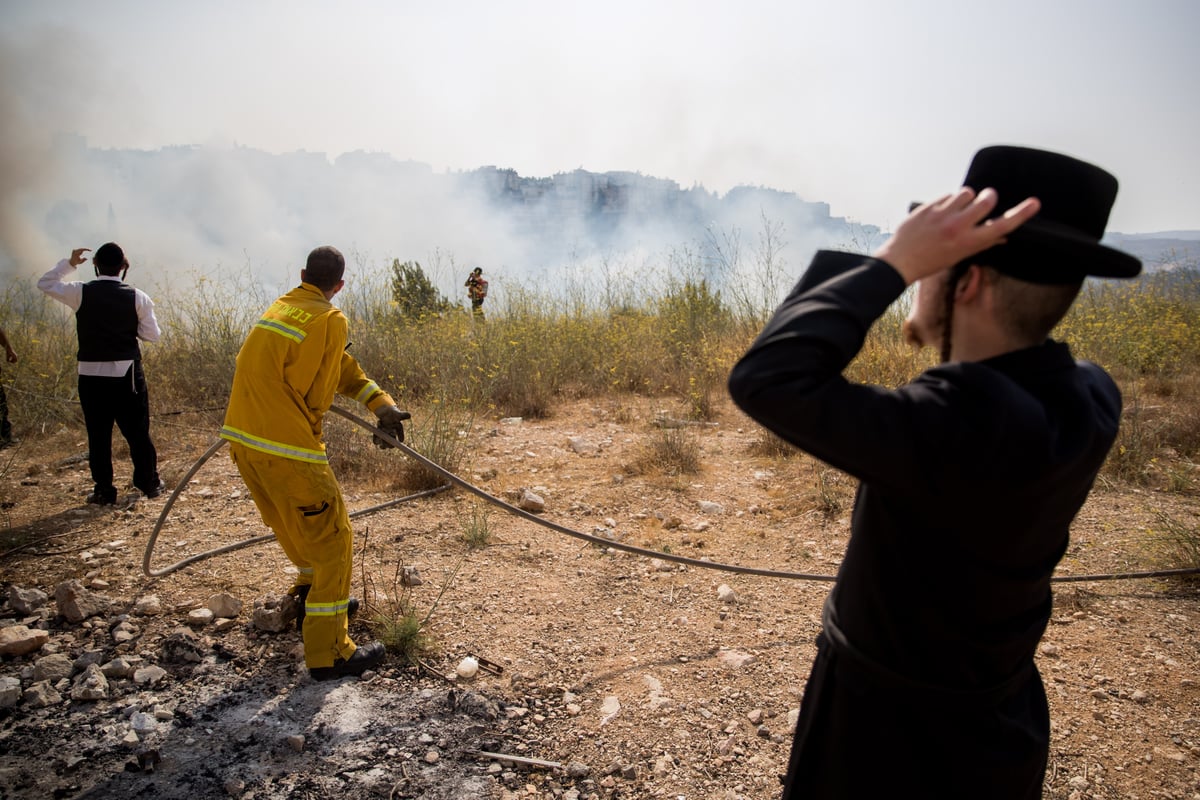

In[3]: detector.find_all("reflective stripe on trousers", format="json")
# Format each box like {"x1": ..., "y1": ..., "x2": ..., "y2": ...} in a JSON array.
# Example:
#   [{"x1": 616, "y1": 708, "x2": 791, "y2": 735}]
[{"x1": 228, "y1": 442, "x2": 357, "y2": 668}]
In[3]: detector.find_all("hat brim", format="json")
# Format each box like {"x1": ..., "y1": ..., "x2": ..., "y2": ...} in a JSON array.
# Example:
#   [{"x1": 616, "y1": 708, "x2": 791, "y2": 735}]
[{"x1": 908, "y1": 202, "x2": 1142, "y2": 284}]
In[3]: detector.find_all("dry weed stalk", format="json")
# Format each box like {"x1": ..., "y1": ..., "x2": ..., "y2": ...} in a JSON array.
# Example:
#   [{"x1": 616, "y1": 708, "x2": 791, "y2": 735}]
[{"x1": 356, "y1": 525, "x2": 469, "y2": 666}]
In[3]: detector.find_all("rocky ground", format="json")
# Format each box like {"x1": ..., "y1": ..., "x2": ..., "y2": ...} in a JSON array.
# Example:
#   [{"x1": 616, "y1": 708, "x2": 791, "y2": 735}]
[{"x1": 0, "y1": 395, "x2": 1197, "y2": 800}]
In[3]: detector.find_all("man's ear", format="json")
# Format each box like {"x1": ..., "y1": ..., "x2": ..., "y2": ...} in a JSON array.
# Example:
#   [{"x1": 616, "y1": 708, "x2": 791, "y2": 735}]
[{"x1": 954, "y1": 264, "x2": 986, "y2": 304}]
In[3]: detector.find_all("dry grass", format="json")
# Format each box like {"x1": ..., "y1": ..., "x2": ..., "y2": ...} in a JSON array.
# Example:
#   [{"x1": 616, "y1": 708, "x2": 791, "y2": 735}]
[
  {"x1": 1145, "y1": 508, "x2": 1200, "y2": 573},
  {"x1": 633, "y1": 425, "x2": 703, "y2": 477},
  {"x1": 1097, "y1": 370, "x2": 1200, "y2": 492},
  {"x1": 1, "y1": 263, "x2": 1196, "y2": 500},
  {"x1": 459, "y1": 503, "x2": 493, "y2": 549},
  {"x1": 747, "y1": 431, "x2": 797, "y2": 460},
  {"x1": 355, "y1": 526, "x2": 469, "y2": 667}
]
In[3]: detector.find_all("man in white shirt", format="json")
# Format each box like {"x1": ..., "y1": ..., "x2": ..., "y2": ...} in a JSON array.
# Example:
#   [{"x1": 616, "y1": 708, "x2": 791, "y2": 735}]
[{"x1": 38, "y1": 243, "x2": 165, "y2": 505}]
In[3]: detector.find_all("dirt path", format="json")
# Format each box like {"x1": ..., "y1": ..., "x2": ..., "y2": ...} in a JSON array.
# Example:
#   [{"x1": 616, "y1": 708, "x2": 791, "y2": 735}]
[{"x1": 0, "y1": 397, "x2": 1197, "y2": 799}]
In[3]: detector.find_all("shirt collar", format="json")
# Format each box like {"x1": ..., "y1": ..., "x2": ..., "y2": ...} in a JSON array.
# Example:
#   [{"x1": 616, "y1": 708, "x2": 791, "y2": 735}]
[{"x1": 980, "y1": 339, "x2": 1075, "y2": 380}]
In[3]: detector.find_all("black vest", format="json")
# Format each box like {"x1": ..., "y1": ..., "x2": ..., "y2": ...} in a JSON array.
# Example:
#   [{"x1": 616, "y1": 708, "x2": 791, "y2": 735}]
[{"x1": 77, "y1": 280, "x2": 141, "y2": 362}]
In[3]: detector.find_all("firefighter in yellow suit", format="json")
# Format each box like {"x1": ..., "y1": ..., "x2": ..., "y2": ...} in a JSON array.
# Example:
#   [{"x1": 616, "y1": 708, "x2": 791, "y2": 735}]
[{"x1": 221, "y1": 246, "x2": 410, "y2": 681}]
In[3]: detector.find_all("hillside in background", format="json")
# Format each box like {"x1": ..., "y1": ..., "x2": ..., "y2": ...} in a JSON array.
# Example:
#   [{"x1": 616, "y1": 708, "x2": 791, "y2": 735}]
[
  {"x1": 1104, "y1": 232, "x2": 1200, "y2": 271},
  {"x1": 7, "y1": 138, "x2": 1195, "y2": 288},
  {"x1": 16, "y1": 140, "x2": 885, "y2": 286}
]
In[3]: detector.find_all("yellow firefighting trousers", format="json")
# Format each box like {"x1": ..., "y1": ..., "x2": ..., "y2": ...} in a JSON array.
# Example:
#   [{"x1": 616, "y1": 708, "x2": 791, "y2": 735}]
[{"x1": 229, "y1": 442, "x2": 357, "y2": 668}]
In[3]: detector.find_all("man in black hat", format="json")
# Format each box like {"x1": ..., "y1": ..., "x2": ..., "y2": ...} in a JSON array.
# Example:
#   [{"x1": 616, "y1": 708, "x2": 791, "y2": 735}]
[
  {"x1": 39, "y1": 244, "x2": 165, "y2": 505},
  {"x1": 728, "y1": 146, "x2": 1140, "y2": 798}
]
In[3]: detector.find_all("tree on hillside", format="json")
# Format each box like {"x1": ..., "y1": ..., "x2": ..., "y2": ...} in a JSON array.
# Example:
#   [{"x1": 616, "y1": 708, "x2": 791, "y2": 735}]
[{"x1": 389, "y1": 259, "x2": 454, "y2": 320}]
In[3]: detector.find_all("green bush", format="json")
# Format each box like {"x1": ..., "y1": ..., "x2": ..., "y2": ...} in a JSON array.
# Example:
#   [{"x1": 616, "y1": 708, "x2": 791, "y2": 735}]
[{"x1": 389, "y1": 259, "x2": 455, "y2": 320}]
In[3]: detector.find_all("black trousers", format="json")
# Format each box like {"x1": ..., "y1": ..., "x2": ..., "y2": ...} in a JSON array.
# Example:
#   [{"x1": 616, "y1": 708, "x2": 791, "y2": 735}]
[
  {"x1": 77, "y1": 363, "x2": 159, "y2": 497},
  {"x1": 782, "y1": 632, "x2": 1048, "y2": 799},
  {"x1": 0, "y1": 379, "x2": 11, "y2": 442}
]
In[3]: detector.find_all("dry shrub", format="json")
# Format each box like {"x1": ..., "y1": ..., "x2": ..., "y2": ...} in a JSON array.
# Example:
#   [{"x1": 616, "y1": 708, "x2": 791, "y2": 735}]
[
  {"x1": 764, "y1": 456, "x2": 855, "y2": 522},
  {"x1": 1145, "y1": 509, "x2": 1200, "y2": 576},
  {"x1": 392, "y1": 404, "x2": 472, "y2": 492},
  {"x1": 148, "y1": 269, "x2": 269, "y2": 416},
  {"x1": 0, "y1": 282, "x2": 87, "y2": 433},
  {"x1": 324, "y1": 402, "x2": 469, "y2": 494},
  {"x1": 747, "y1": 431, "x2": 798, "y2": 459},
  {"x1": 1054, "y1": 275, "x2": 1200, "y2": 492},
  {"x1": 606, "y1": 401, "x2": 638, "y2": 425},
  {"x1": 356, "y1": 528, "x2": 436, "y2": 666},
  {"x1": 460, "y1": 503, "x2": 492, "y2": 549},
  {"x1": 845, "y1": 304, "x2": 931, "y2": 388},
  {"x1": 1059, "y1": 276, "x2": 1199, "y2": 379},
  {"x1": 811, "y1": 465, "x2": 850, "y2": 519},
  {"x1": 1105, "y1": 373, "x2": 1200, "y2": 490},
  {"x1": 636, "y1": 425, "x2": 702, "y2": 476}
]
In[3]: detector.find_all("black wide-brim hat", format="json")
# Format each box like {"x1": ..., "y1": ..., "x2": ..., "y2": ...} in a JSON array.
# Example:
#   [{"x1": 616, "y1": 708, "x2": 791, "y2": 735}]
[{"x1": 917, "y1": 145, "x2": 1142, "y2": 284}]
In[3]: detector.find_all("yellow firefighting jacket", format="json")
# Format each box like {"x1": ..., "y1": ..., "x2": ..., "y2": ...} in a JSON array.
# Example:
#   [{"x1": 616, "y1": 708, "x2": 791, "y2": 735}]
[{"x1": 220, "y1": 282, "x2": 395, "y2": 463}]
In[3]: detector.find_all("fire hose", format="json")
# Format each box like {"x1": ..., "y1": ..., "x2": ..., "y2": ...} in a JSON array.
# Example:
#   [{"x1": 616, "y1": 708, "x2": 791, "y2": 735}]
[
  {"x1": 141, "y1": 432, "x2": 451, "y2": 577},
  {"x1": 142, "y1": 406, "x2": 1200, "y2": 584}
]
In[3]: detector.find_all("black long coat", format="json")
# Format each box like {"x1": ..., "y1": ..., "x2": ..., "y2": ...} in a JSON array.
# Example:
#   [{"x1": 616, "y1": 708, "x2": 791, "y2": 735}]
[{"x1": 727, "y1": 251, "x2": 1121, "y2": 799}]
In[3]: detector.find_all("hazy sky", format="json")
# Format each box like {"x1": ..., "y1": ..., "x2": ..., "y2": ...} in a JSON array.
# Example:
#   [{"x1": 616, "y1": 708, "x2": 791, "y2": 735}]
[{"x1": 2, "y1": 0, "x2": 1198, "y2": 238}]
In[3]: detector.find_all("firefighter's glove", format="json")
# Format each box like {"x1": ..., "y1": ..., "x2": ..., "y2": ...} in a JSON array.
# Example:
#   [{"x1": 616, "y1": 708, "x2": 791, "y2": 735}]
[{"x1": 373, "y1": 406, "x2": 411, "y2": 449}]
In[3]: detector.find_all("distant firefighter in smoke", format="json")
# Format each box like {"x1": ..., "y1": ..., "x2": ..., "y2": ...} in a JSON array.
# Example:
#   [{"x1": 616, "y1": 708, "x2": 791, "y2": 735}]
[{"x1": 465, "y1": 267, "x2": 488, "y2": 319}]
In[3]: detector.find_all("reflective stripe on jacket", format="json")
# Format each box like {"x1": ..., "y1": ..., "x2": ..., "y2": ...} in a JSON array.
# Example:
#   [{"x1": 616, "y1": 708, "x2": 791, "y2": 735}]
[{"x1": 220, "y1": 282, "x2": 395, "y2": 462}]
